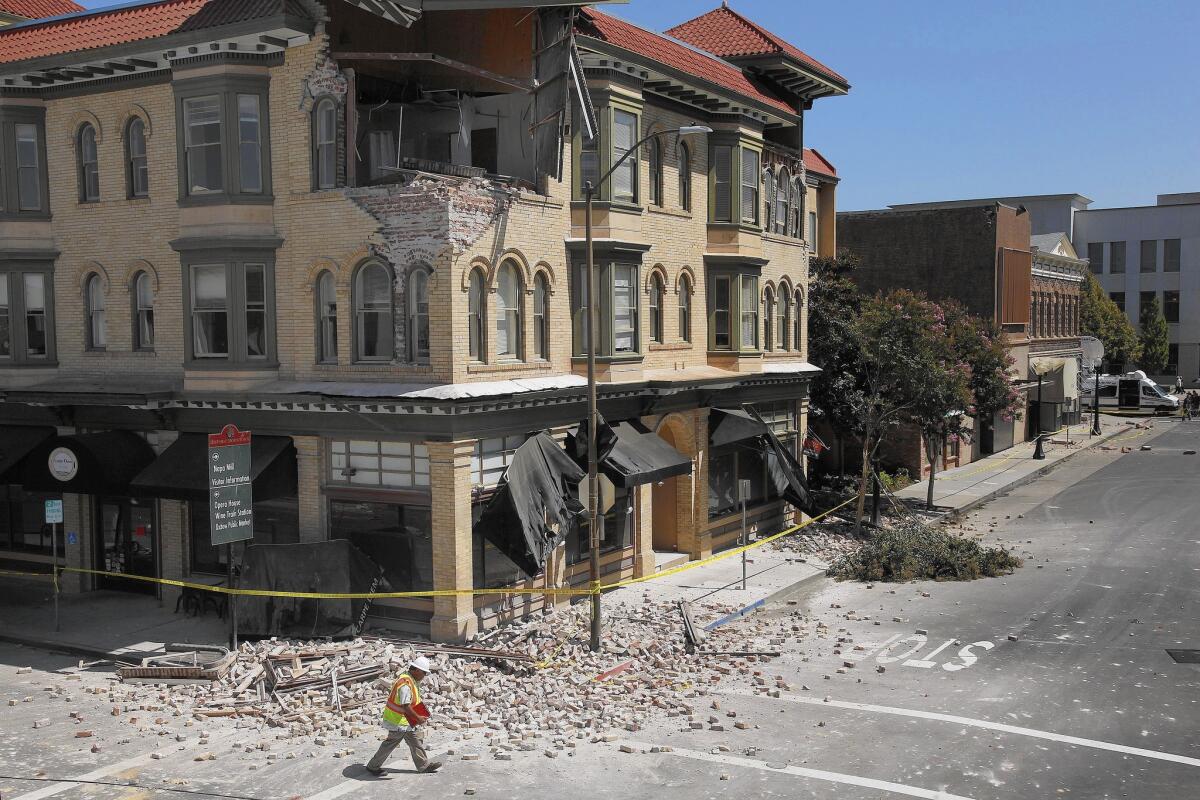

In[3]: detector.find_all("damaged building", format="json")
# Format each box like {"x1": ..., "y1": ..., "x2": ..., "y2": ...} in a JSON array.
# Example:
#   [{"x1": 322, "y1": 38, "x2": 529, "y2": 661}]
[{"x1": 0, "y1": 0, "x2": 848, "y2": 640}]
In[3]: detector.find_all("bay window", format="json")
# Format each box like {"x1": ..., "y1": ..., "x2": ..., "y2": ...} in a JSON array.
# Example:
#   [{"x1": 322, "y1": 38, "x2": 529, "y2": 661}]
[
  {"x1": 0, "y1": 268, "x2": 54, "y2": 362},
  {"x1": 709, "y1": 138, "x2": 762, "y2": 228},
  {"x1": 611, "y1": 109, "x2": 638, "y2": 204},
  {"x1": 740, "y1": 149, "x2": 759, "y2": 225},
  {"x1": 182, "y1": 254, "x2": 277, "y2": 365},
  {"x1": 15, "y1": 123, "x2": 42, "y2": 212},
  {"x1": 571, "y1": 260, "x2": 642, "y2": 358},
  {"x1": 709, "y1": 269, "x2": 761, "y2": 352},
  {"x1": 174, "y1": 76, "x2": 271, "y2": 202},
  {"x1": 613, "y1": 264, "x2": 637, "y2": 353},
  {"x1": 740, "y1": 275, "x2": 758, "y2": 350},
  {"x1": 0, "y1": 108, "x2": 49, "y2": 216}
]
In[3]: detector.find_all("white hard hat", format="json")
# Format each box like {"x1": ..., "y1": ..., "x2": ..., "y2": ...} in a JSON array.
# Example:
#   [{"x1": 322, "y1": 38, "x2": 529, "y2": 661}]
[{"x1": 409, "y1": 655, "x2": 433, "y2": 673}]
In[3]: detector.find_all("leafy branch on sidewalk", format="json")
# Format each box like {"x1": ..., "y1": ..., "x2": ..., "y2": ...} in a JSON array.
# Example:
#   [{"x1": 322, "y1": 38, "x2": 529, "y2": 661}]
[{"x1": 826, "y1": 518, "x2": 1022, "y2": 582}]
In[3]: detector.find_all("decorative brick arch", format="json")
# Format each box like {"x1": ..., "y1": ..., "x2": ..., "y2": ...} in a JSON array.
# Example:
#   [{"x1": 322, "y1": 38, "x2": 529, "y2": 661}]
[
  {"x1": 118, "y1": 104, "x2": 153, "y2": 140},
  {"x1": 492, "y1": 249, "x2": 531, "y2": 292},
  {"x1": 654, "y1": 412, "x2": 698, "y2": 457},
  {"x1": 675, "y1": 264, "x2": 697, "y2": 295},
  {"x1": 122, "y1": 260, "x2": 159, "y2": 293},
  {"x1": 645, "y1": 263, "x2": 669, "y2": 293},
  {"x1": 777, "y1": 275, "x2": 795, "y2": 296},
  {"x1": 75, "y1": 261, "x2": 110, "y2": 296},
  {"x1": 67, "y1": 111, "x2": 103, "y2": 147},
  {"x1": 531, "y1": 261, "x2": 557, "y2": 294},
  {"x1": 304, "y1": 257, "x2": 343, "y2": 295}
]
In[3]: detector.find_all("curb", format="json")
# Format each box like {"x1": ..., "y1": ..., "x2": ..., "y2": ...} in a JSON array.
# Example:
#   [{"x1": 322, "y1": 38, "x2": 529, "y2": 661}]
[
  {"x1": 933, "y1": 421, "x2": 1164, "y2": 520},
  {"x1": 0, "y1": 631, "x2": 125, "y2": 661},
  {"x1": 761, "y1": 567, "x2": 828, "y2": 606}
]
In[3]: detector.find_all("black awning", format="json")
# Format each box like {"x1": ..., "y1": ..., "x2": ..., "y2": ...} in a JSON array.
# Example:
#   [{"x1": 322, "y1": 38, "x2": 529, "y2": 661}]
[
  {"x1": 709, "y1": 408, "x2": 768, "y2": 447},
  {"x1": 130, "y1": 433, "x2": 297, "y2": 501},
  {"x1": 476, "y1": 432, "x2": 584, "y2": 579},
  {"x1": 0, "y1": 426, "x2": 56, "y2": 480},
  {"x1": 764, "y1": 427, "x2": 811, "y2": 513},
  {"x1": 567, "y1": 418, "x2": 692, "y2": 488},
  {"x1": 16, "y1": 431, "x2": 157, "y2": 495}
]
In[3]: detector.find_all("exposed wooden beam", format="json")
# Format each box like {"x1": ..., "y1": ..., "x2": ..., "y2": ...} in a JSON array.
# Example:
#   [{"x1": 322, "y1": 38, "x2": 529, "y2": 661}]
[{"x1": 330, "y1": 51, "x2": 533, "y2": 91}]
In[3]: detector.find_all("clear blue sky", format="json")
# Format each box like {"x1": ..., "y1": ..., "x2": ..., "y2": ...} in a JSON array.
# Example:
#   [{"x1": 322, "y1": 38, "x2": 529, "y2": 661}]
[
  {"x1": 608, "y1": 0, "x2": 1200, "y2": 211},
  {"x1": 76, "y1": 0, "x2": 1199, "y2": 211}
]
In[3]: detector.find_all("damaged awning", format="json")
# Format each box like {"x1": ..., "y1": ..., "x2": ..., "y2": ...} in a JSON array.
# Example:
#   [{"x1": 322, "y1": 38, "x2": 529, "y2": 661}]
[
  {"x1": 476, "y1": 432, "x2": 585, "y2": 579},
  {"x1": 710, "y1": 407, "x2": 811, "y2": 513},
  {"x1": 130, "y1": 434, "x2": 297, "y2": 502},
  {"x1": 0, "y1": 425, "x2": 56, "y2": 481},
  {"x1": 567, "y1": 418, "x2": 692, "y2": 488},
  {"x1": 709, "y1": 408, "x2": 768, "y2": 448}
]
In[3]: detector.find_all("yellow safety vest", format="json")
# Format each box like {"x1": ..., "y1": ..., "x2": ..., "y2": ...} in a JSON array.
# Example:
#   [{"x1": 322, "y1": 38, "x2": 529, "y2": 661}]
[{"x1": 382, "y1": 672, "x2": 425, "y2": 727}]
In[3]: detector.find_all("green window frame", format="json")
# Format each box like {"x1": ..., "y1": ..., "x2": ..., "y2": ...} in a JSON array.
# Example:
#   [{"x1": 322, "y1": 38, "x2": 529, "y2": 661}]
[
  {"x1": 708, "y1": 138, "x2": 762, "y2": 228},
  {"x1": 571, "y1": 260, "x2": 641, "y2": 358},
  {"x1": 708, "y1": 269, "x2": 762, "y2": 352}
]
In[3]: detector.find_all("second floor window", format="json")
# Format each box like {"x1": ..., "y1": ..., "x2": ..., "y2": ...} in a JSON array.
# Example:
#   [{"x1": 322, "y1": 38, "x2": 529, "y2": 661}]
[
  {"x1": 125, "y1": 118, "x2": 149, "y2": 198},
  {"x1": 533, "y1": 273, "x2": 549, "y2": 360},
  {"x1": 495, "y1": 261, "x2": 522, "y2": 359},
  {"x1": 316, "y1": 271, "x2": 337, "y2": 363},
  {"x1": 614, "y1": 264, "x2": 637, "y2": 354},
  {"x1": 468, "y1": 269, "x2": 484, "y2": 360},
  {"x1": 678, "y1": 273, "x2": 692, "y2": 343},
  {"x1": 314, "y1": 98, "x2": 338, "y2": 189},
  {"x1": 0, "y1": 270, "x2": 54, "y2": 362},
  {"x1": 649, "y1": 272, "x2": 664, "y2": 344},
  {"x1": 710, "y1": 271, "x2": 760, "y2": 352},
  {"x1": 763, "y1": 287, "x2": 774, "y2": 351},
  {"x1": 186, "y1": 259, "x2": 275, "y2": 364},
  {"x1": 778, "y1": 288, "x2": 790, "y2": 350},
  {"x1": 85, "y1": 274, "x2": 106, "y2": 350},
  {"x1": 571, "y1": 261, "x2": 641, "y2": 358},
  {"x1": 408, "y1": 268, "x2": 430, "y2": 363},
  {"x1": 354, "y1": 260, "x2": 393, "y2": 362},
  {"x1": 191, "y1": 265, "x2": 228, "y2": 357},
  {"x1": 78, "y1": 124, "x2": 99, "y2": 202},
  {"x1": 134, "y1": 271, "x2": 154, "y2": 350},
  {"x1": 740, "y1": 274, "x2": 758, "y2": 349}
]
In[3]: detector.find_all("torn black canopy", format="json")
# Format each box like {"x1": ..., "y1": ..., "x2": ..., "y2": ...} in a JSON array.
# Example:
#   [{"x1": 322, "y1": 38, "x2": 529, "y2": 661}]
[
  {"x1": 477, "y1": 432, "x2": 585, "y2": 579},
  {"x1": 567, "y1": 417, "x2": 692, "y2": 488}
]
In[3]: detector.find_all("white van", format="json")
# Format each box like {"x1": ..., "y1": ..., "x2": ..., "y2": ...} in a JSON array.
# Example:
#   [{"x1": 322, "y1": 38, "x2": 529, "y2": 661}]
[{"x1": 1079, "y1": 370, "x2": 1179, "y2": 412}]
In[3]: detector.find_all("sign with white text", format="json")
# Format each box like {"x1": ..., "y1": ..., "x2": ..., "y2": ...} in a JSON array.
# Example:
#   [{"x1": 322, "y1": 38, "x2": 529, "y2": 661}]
[
  {"x1": 44, "y1": 499, "x2": 63, "y2": 524},
  {"x1": 208, "y1": 424, "x2": 254, "y2": 546}
]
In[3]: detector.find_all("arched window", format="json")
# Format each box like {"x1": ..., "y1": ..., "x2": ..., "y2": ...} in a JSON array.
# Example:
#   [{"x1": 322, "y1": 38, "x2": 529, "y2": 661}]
[
  {"x1": 313, "y1": 97, "x2": 337, "y2": 189},
  {"x1": 133, "y1": 271, "x2": 154, "y2": 350},
  {"x1": 495, "y1": 261, "x2": 522, "y2": 359},
  {"x1": 353, "y1": 260, "x2": 393, "y2": 362},
  {"x1": 648, "y1": 137, "x2": 663, "y2": 206},
  {"x1": 763, "y1": 169, "x2": 776, "y2": 232},
  {"x1": 78, "y1": 123, "x2": 99, "y2": 202},
  {"x1": 85, "y1": 274, "x2": 106, "y2": 350},
  {"x1": 407, "y1": 268, "x2": 430, "y2": 362},
  {"x1": 534, "y1": 273, "x2": 549, "y2": 360},
  {"x1": 779, "y1": 285, "x2": 791, "y2": 350},
  {"x1": 775, "y1": 168, "x2": 790, "y2": 235},
  {"x1": 678, "y1": 141, "x2": 691, "y2": 212},
  {"x1": 315, "y1": 270, "x2": 336, "y2": 363},
  {"x1": 678, "y1": 273, "x2": 692, "y2": 343},
  {"x1": 792, "y1": 177, "x2": 804, "y2": 237},
  {"x1": 468, "y1": 269, "x2": 485, "y2": 360},
  {"x1": 649, "y1": 271, "x2": 665, "y2": 344},
  {"x1": 125, "y1": 118, "x2": 148, "y2": 198},
  {"x1": 763, "y1": 286, "x2": 775, "y2": 351},
  {"x1": 793, "y1": 288, "x2": 804, "y2": 352}
]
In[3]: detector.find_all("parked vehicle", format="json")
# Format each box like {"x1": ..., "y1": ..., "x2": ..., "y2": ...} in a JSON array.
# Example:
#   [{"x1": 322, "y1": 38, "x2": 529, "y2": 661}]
[{"x1": 1079, "y1": 370, "x2": 1179, "y2": 412}]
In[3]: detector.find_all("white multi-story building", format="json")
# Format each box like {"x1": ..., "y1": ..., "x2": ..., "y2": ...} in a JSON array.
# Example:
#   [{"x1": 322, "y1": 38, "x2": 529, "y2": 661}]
[{"x1": 1074, "y1": 193, "x2": 1200, "y2": 379}]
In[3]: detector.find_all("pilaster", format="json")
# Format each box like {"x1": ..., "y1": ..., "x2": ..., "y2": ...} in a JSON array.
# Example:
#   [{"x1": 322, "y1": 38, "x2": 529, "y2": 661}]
[{"x1": 428, "y1": 439, "x2": 478, "y2": 642}]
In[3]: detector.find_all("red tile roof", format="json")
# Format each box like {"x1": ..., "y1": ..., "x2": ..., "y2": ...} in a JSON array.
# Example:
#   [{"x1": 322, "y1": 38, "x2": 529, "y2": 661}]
[
  {"x1": 666, "y1": 3, "x2": 847, "y2": 86},
  {"x1": 803, "y1": 147, "x2": 836, "y2": 178},
  {"x1": 0, "y1": 0, "x2": 83, "y2": 21},
  {"x1": 576, "y1": 8, "x2": 795, "y2": 116},
  {"x1": 0, "y1": 0, "x2": 304, "y2": 66}
]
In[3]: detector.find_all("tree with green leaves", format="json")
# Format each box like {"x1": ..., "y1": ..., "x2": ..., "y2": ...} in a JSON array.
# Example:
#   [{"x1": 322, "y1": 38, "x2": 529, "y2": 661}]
[
  {"x1": 1138, "y1": 295, "x2": 1169, "y2": 375},
  {"x1": 1079, "y1": 273, "x2": 1139, "y2": 371},
  {"x1": 847, "y1": 290, "x2": 948, "y2": 530}
]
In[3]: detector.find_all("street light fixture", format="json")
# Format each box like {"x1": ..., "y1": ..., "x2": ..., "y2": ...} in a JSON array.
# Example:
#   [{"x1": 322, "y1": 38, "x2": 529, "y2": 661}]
[{"x1": 583, "y1": 124, "x2": 712, "y2": 652}]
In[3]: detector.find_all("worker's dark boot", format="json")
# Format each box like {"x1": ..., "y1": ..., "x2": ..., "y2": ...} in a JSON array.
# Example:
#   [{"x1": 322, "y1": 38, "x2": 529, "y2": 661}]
[{"x1": 421, "y1": 761, "x2": 443, "y2": 773}]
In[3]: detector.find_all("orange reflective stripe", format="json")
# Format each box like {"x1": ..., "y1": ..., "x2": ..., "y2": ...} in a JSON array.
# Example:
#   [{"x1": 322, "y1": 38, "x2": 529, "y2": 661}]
[{"x1": 381, "y1": 673, "x2": 422, "y2": 725}]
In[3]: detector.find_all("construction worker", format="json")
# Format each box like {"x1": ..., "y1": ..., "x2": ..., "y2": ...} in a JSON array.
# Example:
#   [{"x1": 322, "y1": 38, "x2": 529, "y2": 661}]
[{"x1": 365, "y1": 656, "x2": 442, "y2": 775}]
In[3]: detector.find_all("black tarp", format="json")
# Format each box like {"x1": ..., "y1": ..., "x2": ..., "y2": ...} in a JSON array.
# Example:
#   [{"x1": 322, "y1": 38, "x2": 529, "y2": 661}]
[
  {"x1": 0, "y1": 425, "x2": 55, "y2": 481},
  {"x1": 764, "y1": 427, "x2": 811, "y2": 512},
  {"x1": 709, "y1": 408, "x2": 769, "y2": 448},
  {"x1": 476, "y1": 432, "x2": 584, "y2": 579},
  {"x1": 130, "y1": 433, "x2": 297, "y2": 501},
  {"x1": 238, "y1": 540, "x2": 387, "y2": 638},
  {"x1": 567, "y1": 418, "x2": 692, "y2": 488},
  {"x1": 531, "y1": 7, "x2": 576, "y2": 182}
]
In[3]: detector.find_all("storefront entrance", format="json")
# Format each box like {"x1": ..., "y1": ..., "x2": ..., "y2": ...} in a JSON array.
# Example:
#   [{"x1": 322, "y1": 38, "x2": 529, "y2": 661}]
[{"x1": 94, "y1": 497, "x2": 158, "y2": 594}]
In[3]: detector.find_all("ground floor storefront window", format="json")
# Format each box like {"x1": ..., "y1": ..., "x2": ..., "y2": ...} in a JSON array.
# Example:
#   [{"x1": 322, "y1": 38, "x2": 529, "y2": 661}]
[
  {"x1": 0, "y1": 487, "x2": 61, "y2": 556},
  {"x1": 328, "y1": 500, "x2": 432, "y2": 592},
  {"x1": 189, "y1": 496, "x2": 299, "y2": 575},
  {"x1": 567, "y1": 485, "x2": 633, "y2": 566}
]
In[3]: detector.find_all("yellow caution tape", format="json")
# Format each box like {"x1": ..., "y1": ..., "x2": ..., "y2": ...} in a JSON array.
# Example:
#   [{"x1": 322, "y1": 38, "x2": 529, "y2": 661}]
[
  {"x1": 0, "y1": 569, "x2": 55, "y2": 579},
  {"x1": 50, "y1": 497, "x2": 857, "y2": 601}
]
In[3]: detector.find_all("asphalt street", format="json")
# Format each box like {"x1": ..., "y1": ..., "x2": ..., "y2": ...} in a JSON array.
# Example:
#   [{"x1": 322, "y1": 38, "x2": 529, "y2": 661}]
[{"x1": 1, "y1": 420, "x2": 1198, "y2": 799}]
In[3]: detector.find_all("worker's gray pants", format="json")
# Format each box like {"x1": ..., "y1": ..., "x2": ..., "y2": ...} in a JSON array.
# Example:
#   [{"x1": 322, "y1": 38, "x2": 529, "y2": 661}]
[{"x1": 367, "y1": 727, "x2": 430, "y2": 772}]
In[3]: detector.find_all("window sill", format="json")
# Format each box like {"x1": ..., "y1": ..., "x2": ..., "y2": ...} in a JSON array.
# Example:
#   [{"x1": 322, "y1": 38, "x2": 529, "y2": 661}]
[
  {"x1": 570, "y1": 354, "x2": 644, "y2": 364},
  {"x1": 178, "y1": 193, "x2": 275, "y2": 208},
  {"x1": 761, "y1": 231, "x2": 806, "y2": 246},
  {"x1": 707, "y1": 222, "x2": 763, "y2": 235},
  {"x1": 0, "y1": 360, "x2": 58, "y2": 368},
  {"x1": 648, "y1": 341, "x2": 691, "y2": 352},
  {"x1": 468, "y1": 360, "x2": 553, "y2": 375},
  {"x1": 184, "y1": 360, "x2": 280, "y2": 370},
  {"x1": 646, "y1": 205, "x2": 691, "y2": 220},
  {"x1": 125, "y1": 196, "x2": 152, "y2": 205}
]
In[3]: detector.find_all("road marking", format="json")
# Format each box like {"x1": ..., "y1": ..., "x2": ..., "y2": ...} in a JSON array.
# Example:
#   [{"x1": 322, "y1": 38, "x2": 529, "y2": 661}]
[
  {"x1": 726, "y1": 693, "x2": 1200, "y2": 769},
  {"x1": 620, "y1": 740, "x2": 974, "y2": 799},
  {"x1": 305, "y1": 780, "x2": 364, "y2": 800}
]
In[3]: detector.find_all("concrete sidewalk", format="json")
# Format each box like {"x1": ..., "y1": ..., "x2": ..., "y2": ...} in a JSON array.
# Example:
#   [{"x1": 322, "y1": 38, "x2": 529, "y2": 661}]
[{"x1": 892, "y1": 413, "x2": 1162, "y2": 514}]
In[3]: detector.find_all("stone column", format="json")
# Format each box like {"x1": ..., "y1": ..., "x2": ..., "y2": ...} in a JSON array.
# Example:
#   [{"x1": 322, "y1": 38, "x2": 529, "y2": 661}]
[
  {"x1": 633, "y1": 484, "x2": 654, "y2": 578},
  {"x1": 59, "y1": 492, "x2": 88, "y2": 594},
  {"x1": 428, "y1": 439, "x2": 478, "y2": 642},
  {"x1": 293, "y1": 435, "x2": 324, "y2": 543},
  {"x1": 159, "y1": 499, "x2": 186, "y2": 609}
]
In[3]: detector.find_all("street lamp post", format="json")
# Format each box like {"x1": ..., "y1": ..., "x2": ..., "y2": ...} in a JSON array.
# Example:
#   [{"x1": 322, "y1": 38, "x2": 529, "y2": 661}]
[
  {"x1": 583, "y1": 124, "x2": 712, "y2": 652},
  {"x1": 1091, "y1": 363, "x2": 1102, "y2": 436},
  {"x1": 1033, "y1": 372, "x2": 1046, "y2": 460}
]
